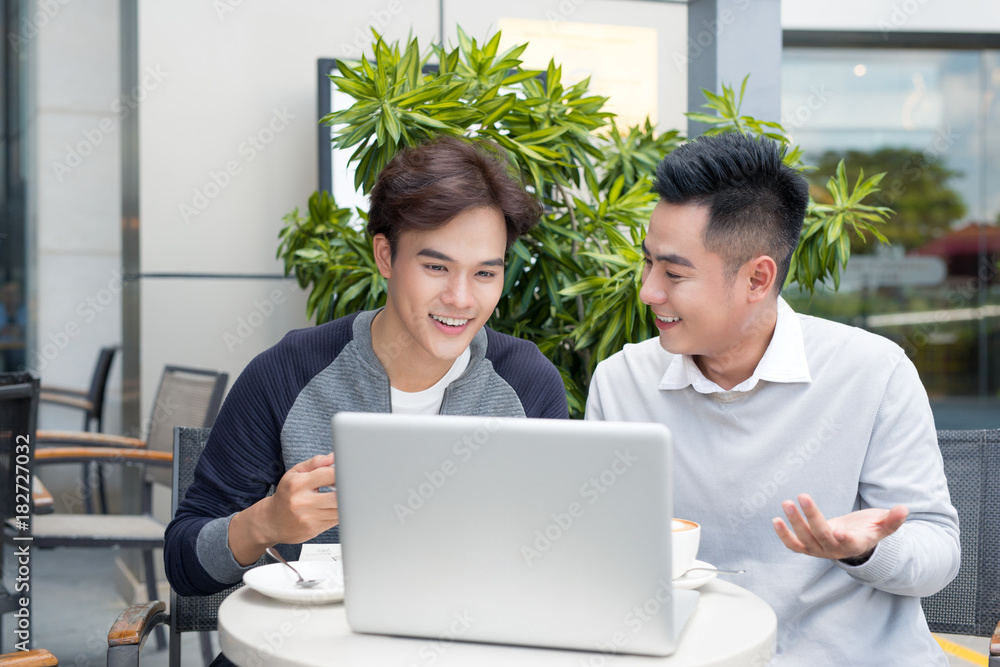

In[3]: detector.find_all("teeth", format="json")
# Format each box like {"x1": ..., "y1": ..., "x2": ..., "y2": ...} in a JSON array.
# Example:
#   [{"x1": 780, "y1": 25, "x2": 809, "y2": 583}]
[
  {"x1": 432, "y1": 315, "x2": 470, "y2": 327},
  {"x1": 657, "y1": 315, "x2": 681, "y2": 323}
]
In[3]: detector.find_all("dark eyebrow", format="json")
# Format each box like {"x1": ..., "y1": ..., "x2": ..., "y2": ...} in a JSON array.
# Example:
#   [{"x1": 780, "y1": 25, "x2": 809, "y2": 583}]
[
  {"x1": 417, "y1": 248, "x2": 504, "y2": 267},
  {"x1": 641, "y1": 240, "x2": 696, "y2": 269}
]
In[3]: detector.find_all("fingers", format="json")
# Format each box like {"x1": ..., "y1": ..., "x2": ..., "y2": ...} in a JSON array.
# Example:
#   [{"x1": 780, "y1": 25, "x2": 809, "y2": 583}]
[
  {"x1": 772, "y1": 517, "x2": 808, "y2": 554},
  {"x1": 290, "y1": 453, "x2": 334, "y2": 472},
  {"x1": 773, "y1": 496, "x2": 911, "y2": 561},
  {"x1": 878, "y1": 505, "x2": 908, "y2": 534},
  {"x1": 777, "y1": 494, "x2": 837, "y2": 555},
  {"x1": 284, "y1": 455, "x2": 337, "y2": 492}
]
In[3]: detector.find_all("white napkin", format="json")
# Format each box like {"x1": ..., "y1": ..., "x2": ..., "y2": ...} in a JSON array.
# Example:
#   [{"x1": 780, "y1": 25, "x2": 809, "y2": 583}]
[{"x1": 299, "y1": 543, "x2": 342, "y2": 562}]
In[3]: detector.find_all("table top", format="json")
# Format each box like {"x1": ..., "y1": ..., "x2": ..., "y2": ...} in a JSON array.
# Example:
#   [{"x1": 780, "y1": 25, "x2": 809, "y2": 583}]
[{"x1": 218, "y1": 576, "x2": 776, "y2": 667}]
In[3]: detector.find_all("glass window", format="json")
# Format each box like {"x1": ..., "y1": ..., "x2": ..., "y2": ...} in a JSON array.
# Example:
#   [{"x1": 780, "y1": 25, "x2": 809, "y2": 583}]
[
  {"x1": 1, "y1": 0, "x2": 27, "y2": 372},
  {"x1": 782, "y1": 45, "x2": 1000, "y2": 427}
]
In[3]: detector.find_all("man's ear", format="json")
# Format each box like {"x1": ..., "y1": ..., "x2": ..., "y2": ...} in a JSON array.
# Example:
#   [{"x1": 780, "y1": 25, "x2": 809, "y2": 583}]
[
  {"x1": 747, "y1": 255, "x2": 778, "y2": 302},
  {"x1": 372, "y1": 234, "x2": 393, "y2": 280}
]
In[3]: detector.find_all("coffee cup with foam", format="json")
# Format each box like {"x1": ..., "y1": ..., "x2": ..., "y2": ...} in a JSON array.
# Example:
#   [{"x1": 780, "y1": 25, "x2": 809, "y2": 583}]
[{"x1": 672, "y1": 519, "x2": 701, "y2": 579}]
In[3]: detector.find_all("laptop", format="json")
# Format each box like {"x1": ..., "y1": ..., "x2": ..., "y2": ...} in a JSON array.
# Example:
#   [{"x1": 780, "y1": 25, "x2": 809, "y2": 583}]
[{"x1": 331, "y1": 412, "x2": 698, "y2": 657}]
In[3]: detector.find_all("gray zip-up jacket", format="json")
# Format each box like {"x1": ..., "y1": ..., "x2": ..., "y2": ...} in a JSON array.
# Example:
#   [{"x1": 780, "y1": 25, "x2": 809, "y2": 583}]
[{"x1": 165, "y1": 309, "x2": 568, "y2": 595}]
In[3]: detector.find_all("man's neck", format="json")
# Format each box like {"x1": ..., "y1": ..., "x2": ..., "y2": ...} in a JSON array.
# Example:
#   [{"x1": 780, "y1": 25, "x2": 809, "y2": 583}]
[
  {"x1": 693, "y1": 303, "x2": 779, "y2": 391},
  {"x1": 369, "y1": 309, "x2": 454, "y2": 392}
]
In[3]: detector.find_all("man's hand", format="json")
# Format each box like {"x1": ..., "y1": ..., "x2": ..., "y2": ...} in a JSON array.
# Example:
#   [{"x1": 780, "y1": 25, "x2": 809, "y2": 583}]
[
  {"x1": 229, "y1": 453, "x2": 338, "y2": 566},
  {"x1": 772, "y1": 493, "x2": 908, "y2": 562}
]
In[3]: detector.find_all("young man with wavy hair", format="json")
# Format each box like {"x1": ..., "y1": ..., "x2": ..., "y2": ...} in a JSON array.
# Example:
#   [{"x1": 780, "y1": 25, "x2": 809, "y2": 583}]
[{"x1": 166, "y1": 137, "x2": 567, "y2": 607}]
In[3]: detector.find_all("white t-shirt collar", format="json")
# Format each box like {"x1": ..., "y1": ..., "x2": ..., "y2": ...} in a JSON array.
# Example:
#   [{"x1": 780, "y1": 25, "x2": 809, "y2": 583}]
[{"x1": 390, "y1": 347, "x2": 472, "y2": 414}]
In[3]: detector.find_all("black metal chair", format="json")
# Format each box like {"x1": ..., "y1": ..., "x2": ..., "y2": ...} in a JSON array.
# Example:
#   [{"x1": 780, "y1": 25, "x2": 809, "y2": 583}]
[
  {"x1": 0, "y1": 371, "x2": 39, "y2": 653},
  {"x1": 28, "y1": 367, "x2": 227, "y2": 652},
  {"x1": 922, "y1": 428, "x2": 1000, "y2": 664},
  {"x1": 38, "y1": 346, "x2": 118, "y2": 432},
  {"x1": 107, "y1": 426, "x2": 242, "y2": 667}
]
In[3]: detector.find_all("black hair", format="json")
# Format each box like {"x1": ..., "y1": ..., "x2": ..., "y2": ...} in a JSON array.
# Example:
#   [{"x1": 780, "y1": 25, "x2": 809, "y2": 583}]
[{"x1": 652, "y1": 132, "x2": 809, "y2": 293}]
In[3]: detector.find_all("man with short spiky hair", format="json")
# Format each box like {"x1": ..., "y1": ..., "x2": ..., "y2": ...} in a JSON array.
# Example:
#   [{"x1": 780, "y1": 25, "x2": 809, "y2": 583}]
[{"x1": 587, "y1": 132, "x2": 959, "y2": 664}]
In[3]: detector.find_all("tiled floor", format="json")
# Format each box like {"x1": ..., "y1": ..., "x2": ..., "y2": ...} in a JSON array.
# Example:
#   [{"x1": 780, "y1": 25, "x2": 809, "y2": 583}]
[{"x1": 3, "y1": 544, "x2": 992, "y2": 666}]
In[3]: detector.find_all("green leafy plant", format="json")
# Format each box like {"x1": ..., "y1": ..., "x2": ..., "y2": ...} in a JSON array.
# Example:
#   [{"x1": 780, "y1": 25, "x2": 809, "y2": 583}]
[{"x1": 278, "y1": 30, "x2": 890, "y2": 416}]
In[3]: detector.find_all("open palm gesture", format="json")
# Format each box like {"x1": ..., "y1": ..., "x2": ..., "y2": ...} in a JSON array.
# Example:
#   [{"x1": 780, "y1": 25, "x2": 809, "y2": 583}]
[{"x1": 772, "y1": 493, "x2": 908, "y2": 562}]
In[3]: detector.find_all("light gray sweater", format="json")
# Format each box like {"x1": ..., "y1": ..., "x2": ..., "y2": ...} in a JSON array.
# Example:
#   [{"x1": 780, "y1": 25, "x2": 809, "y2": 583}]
[{"x1": 586, "y1": 299, "x2": 959, "y2": 665}]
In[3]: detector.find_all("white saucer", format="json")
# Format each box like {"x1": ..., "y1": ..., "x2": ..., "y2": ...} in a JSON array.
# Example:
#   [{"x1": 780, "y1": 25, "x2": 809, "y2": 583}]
[
  {"x1": 673, "y1": 559, "x2": 717, "y2": 590},
  {"x1": 243, "y1": 560, "x2": 345, "y2": 604}
]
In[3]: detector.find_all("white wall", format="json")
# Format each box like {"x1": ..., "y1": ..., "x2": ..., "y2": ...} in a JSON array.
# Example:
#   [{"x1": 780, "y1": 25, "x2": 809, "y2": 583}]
[
  {"x1": 782, "y1": 0, "x2": 1000, "y2": 33},
  {"x1": 28, "y1": 0, "x2": 124, "y2": 442},
  {"x1": 136, "y1": 0, "x2": 440, "y2": 417},
  {"x1": 135, "y1": 0, "x2": 692, "y2": 419}
]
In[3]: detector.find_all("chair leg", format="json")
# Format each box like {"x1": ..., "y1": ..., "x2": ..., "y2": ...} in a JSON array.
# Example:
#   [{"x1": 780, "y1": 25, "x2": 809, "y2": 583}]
[
  {"x1": 169, "y1": 625, "x2": 182, "y2": 667},
  {"x1": 82, "y1": 463, "x2": 94, "y2": 514},
  {"x1": 97, "y1": 465, "x2": 110, "y2": 514},
  {"x1": 199, "y1": 631, "x2": 214, "y2": 666},
  {"x1": 142, "y1": 549, "x2": 167, "y2": 651}
]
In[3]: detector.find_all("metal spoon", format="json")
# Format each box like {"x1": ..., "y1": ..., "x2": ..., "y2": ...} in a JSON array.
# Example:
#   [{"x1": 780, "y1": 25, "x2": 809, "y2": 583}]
[
  {"x1": 677, "y1": 567, "x2": 746, "y2": 578},
  {"x1": 265, "y1": 547, "x2": 323, "y2": 588}
]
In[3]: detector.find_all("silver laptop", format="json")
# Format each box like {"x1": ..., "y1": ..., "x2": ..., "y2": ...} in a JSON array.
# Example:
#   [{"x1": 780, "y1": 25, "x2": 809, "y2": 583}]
[{"x1": 331, "y1": 412, "x2": 698, "y2": 657}]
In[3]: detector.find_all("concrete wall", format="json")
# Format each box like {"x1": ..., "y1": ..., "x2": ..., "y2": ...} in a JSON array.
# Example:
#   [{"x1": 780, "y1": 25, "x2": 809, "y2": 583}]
[
  {"x1": 26, "y1": 0, "x2": 124, "y2": 509},
  {"x1": 134, "y1": 1, "x2": 440, "y2": 423},
  {"x1": 134, "y1": 0, "x2": 690, "y2": 422}
]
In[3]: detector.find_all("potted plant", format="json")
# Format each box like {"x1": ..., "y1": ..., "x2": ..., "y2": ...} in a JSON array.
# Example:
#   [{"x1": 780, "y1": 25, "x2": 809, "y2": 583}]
[{"x1": 278, "y1": 29, "x2": 890, "y2": 416}]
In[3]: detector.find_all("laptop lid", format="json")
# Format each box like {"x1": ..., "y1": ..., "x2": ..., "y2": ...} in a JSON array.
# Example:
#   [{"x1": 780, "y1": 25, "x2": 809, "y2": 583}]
[{"x1": 332, "y1": 412, "x2": 694, "y2": 657}]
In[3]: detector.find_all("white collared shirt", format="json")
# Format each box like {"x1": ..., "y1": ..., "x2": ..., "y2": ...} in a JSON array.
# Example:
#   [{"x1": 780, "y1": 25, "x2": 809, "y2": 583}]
[
  {"x1": 658, "y1": 297, "x2": 813, "y2": 395},
  {"x1": 585, "y1": 297, "x2": 958, "y2": 665}
]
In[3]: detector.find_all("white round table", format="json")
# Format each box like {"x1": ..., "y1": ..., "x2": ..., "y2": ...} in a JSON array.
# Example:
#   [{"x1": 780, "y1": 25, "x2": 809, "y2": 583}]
[{"x1": 218, "y1": 579, "x2": 776, "y2": 667}]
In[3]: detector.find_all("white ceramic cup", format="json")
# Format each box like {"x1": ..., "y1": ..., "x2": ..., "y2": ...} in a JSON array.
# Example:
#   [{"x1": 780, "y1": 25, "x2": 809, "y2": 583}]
[{"x1": 672, "y1": 519, "x2": 701, "y2": 579}]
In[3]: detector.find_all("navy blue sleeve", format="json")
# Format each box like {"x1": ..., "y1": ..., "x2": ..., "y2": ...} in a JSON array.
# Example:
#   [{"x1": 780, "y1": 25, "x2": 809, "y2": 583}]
[
  {"x1": 164, "y1": 315, "x2": 356, "y2": 596},
  {"x1": 484, "y1": 328, "x2": 569, "y2": 419}
]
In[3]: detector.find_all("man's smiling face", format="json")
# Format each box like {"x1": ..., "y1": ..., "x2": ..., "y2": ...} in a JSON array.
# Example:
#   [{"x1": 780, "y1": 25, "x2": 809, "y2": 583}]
[
  {"x1": 375, "y1": 206, "x2": 507, "y2": 368},
  {"x1": 640, "y1": 200, "x2": 752, "y2": 361}
]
